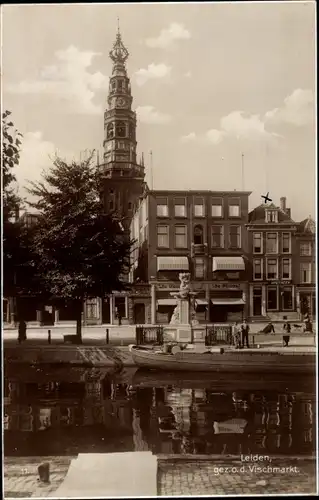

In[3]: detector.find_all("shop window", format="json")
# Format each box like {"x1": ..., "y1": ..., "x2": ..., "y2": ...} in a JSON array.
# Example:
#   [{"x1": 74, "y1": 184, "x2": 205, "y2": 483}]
[
  {"x1": 211, "y1": 198, "x2": 223, "y2": 217},
  {"x1": 253, "y1": 259, "x2": 263, "y2": 280},
  {"x1": 228, "y1": 198, "x2": 240, "y2": 217},
  {"x1": 300, "y1": 263, "x2": 311, "y2": 283},
  {"x1": 253, "y1": 232, "x2": 263, "y2": 254},
  {"x1": 267, "y1": 287, "x2": 278, "y2": 310},
  {"x1": 175, "y1": 225, "x2": 187, "y2": 248},
  {"x1": 282, "y1": 287, "x2": 293, "y2": 310},
  {"x1": 193, "y1": 225, "x2": 204, "y2": 245},
  {"x1": 266, "y1": 233, "x2": 278, "y2": 254},
  {"x1": 86, "y1": 298, "x2": 98, "y2": 319},
  {"x1": 282, "y1": 258, "x2": 291, "y2": 279},
  {"x1": 194, "y1": 258, "x2": 205, "y2": 279},
  {"x1": 229, "y1": 225, "x2": 241, "y2": 248},
  {"x1": 267, "y1": 259, "x2": 278, "y2": 279},
  {"x1": 174, "y1": 197, "x2": 187, "y2": 217},
  {"x1": 156, "y1": 197, "x2": 169, "y2": 217},
  {"x1": 157, "y1": 225, "x2": 169, "y2": 248},
  {"x1": 282, "y1": 233, "x2": 291, "y2": 253},
  {"x1": 300, "y1": 242, "x2": 311, "y2": 256},
  {"x1": 194, "y1": 197, "x2": 205, "y2": 217}
]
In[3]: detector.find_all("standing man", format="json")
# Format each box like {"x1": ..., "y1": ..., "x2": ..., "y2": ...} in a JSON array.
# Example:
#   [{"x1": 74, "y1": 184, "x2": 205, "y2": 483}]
[
  {"x1": 241, "y1": 319, "x2": 250, "y2": 349},
  {"x1": 232, "y1": 322, "x2": 241, "y2": 349}
]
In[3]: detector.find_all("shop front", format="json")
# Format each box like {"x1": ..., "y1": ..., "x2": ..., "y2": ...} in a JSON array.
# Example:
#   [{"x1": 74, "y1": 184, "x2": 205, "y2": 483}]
[
  {"x1": 296, "y1": 285, "x2": 316, "y2": 320},
  {"x1": 249, "y1": 280, "x2": 297, "y2": 320}
]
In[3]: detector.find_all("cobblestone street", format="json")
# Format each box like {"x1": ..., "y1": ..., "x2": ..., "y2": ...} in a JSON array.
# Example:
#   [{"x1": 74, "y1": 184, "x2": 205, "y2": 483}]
[
  {"x1": 4, "y1": 456, "x2": 317, "y2": 497},
  {"x1": 157, "y1": 458, "x2": 317, "y2": 496}
]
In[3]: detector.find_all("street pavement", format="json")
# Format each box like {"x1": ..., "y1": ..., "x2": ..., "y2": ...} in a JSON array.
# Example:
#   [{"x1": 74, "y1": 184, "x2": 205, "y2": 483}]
[
  {"x1": 3, "y1": 324, "x2": 316, "y2": 347},
  {"x1": 3, "y1": 456, "x2": 317, "y2": 497}
]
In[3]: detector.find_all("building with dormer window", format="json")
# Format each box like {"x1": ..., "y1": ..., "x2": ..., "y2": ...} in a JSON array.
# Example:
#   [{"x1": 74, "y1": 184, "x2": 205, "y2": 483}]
[{"x1": 246, "y1": 197, "x2": 315, "y2": 321}]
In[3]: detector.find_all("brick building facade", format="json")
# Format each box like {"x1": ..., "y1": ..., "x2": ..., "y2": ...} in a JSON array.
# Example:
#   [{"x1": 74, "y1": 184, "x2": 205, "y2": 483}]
[{"x1": 247, "y1": 197, "x2": 316, "y2": 321}]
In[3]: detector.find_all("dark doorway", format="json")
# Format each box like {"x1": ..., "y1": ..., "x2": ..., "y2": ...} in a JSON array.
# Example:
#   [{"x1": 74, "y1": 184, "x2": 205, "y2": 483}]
[
  {"x1": 102, "y1": 297, "x2": 111, "y2": 324},
  {"x1": 134, "y1": 303, "x2": 145, "y2": 324},
  {"x1": 42, "y1": 307, "x2": 54, "y2": 326}
]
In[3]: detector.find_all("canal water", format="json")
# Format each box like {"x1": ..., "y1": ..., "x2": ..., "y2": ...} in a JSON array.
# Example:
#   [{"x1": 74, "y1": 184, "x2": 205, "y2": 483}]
[{"x1": 4, "y1": 364, "x2": 316, "y2": 457}]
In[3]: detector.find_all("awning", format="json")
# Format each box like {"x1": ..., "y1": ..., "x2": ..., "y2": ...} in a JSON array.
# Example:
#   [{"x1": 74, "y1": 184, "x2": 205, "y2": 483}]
[
  {"x1": 211, "y1": 298, "x2": 245, "y2": 306},
  {"x1": 212, "y1": 256, "x2": 245, "y2": 272},
  {"x1": 157, "y1": 256, "x2": 189, "y2": 271},
  {"x1": 195, "y1": 299, "x2": 208, "y2": 306},
  {"x1": 157, "y1": 299, "x2": 177, "y2": 307}
]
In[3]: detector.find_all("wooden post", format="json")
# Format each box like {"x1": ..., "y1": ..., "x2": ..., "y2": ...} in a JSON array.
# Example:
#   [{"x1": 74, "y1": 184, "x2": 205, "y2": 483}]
[
  {"x1": 48, "y1": 330, "x2": 51, "y2": 344},
  {"x1": 106, "y1": 328, "x2": 109, "y2": 344}
]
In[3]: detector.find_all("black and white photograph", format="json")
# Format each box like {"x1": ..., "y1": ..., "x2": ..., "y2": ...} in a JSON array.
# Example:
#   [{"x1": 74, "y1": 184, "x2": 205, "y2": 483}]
[{"x1": 2, "y1": 1, "x2": 317, "y2": 497}]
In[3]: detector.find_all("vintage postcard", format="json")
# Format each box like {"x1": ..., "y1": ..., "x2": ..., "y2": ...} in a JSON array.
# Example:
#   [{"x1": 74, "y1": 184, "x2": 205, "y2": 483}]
[{"x1": 2, "y1": 1, "x2": 317, "y2": 498}]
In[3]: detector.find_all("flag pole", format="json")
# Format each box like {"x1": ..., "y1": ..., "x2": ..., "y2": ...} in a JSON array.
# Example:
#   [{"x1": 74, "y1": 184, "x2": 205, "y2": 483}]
[
  {"x1": 241, "y1": 153, "x2": 245, "y2": 191},
  {"x1": 150, "y1": 150, "x2": 154, "y2": 190}
]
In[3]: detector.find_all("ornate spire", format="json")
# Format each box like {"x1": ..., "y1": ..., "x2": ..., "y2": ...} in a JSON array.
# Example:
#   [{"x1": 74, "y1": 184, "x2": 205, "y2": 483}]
[{"x1": 109, "y1": 19, "x2": 129, "y2": 66}]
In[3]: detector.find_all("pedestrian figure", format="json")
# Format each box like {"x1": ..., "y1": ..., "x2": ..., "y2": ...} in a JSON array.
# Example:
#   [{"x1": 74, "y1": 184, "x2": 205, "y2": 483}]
[
  {"x1": 260, "y1": 322, "x2": 275, "y2": 334},
  {"x1": 232, "y1": 322, "x2": 241, "y2": 349},
  {"x1": 241, "y1": 319, "x2": 250, "y2": 348},
  {"x1": 283, "y1": 322, "x2": 291, "y2": 347},
  {"x1": 116, "y1": 307, "x2": 122, "y2": 326},
  {"x1": 18, "y1": 319, "x2": 27, "y2": 344}
]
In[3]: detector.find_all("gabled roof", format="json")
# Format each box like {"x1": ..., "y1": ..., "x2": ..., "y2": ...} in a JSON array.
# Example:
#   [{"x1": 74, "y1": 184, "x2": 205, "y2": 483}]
[{"x1": 248, "y1": 203, "x2": 296, "y2": 225}]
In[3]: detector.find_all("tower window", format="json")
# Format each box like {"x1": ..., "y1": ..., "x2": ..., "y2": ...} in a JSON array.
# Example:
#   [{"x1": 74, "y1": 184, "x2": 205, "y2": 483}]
[
  {"x1": 116, "y1": 122, "x2": 126, "y2": 138},
  {"x1": 107, "y1": 123, "x2": 114, "y2": 139},
  {"x1": 118, "y1": 80, "x2": 124, "y2": 90}
]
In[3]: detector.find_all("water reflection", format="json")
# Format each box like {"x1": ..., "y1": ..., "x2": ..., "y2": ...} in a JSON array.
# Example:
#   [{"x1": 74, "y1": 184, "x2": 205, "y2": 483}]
[{"x1": 4, "y1": 365, "x2": 316, "y2": 457}]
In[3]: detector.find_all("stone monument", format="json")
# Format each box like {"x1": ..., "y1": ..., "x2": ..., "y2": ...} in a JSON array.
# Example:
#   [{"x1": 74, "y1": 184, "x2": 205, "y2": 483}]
[{"x1": 163, "y1": 272, "x2": 199, "y2": 344}]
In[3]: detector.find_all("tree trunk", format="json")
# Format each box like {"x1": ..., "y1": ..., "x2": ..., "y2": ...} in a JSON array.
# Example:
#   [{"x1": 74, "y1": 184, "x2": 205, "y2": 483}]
[{"x1": 75, "y1": 299, "x2": 83, "y2": 344}]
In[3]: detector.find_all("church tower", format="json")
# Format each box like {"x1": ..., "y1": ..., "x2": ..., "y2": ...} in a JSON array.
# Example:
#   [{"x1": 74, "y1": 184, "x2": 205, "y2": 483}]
[{"x1": 100, "y1": 24, "x2": 146, "y2": 229}]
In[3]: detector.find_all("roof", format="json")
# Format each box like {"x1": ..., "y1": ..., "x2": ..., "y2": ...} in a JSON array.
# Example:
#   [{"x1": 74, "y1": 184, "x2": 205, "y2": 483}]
[
  {"x1": 145, "y1": 189, "x2": 252, "y2": 197},
  {"x1": 297, "y1": 216, "x2": 316, "y2": 234},
  {"x1": 248, "y1": 203, "x2": 296, "y2": 225}
]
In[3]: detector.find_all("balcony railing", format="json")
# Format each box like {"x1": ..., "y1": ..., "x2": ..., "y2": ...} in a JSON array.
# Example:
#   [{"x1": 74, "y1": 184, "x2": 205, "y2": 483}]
[{"x1": 191, "y1": 243, "x2": 208, "y2": 255}]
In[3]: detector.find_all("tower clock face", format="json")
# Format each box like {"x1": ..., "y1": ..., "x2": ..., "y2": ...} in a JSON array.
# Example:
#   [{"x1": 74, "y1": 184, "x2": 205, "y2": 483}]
[{"x1": 116, "y1": 97, "x2": 127, "y2": 108}]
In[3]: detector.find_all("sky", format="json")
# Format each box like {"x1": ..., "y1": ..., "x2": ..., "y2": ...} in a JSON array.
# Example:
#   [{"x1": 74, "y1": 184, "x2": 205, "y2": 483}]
[{"x1": 2, "y1": 1, "x2": 316, "y2": 221}]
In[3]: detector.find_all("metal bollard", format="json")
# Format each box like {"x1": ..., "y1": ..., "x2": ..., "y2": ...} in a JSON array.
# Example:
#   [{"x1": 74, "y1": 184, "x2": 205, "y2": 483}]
[
  {"x1": 106, "y1": 328, "x2": 109, "y2": 344},
  {"x1": 48, "y1": 330, "x2": 51, "y2": 344}
]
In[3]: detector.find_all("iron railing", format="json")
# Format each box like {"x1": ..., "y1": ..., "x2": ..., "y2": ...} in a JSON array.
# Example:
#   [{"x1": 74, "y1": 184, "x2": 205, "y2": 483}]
[
  {"x1": 205, "y1": 325, "x2": 232, "y2": 346},
  {"x1": 135, "y1": 325, "x2": 164, "y2": 345}
]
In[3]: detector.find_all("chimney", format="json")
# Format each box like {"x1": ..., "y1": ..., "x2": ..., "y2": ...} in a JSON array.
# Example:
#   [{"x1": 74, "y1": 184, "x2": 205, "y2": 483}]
[{"x1": 280, "y1": 197, "x2": 286, "y2": 212}]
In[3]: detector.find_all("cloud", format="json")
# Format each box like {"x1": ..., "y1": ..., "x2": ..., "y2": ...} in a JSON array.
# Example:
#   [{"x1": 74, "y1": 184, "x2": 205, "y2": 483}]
[
  {"x1": 134, "y1": 63, "x2": 172, "y2": 86},
  {"x1": 6, "y1": 46, "x2": 108, "y2": 115},
  {"x1": 145, "y1": 23, "x2": 191, "y2": 49},
  {"x1": 265, "y1": 89, "x2": 314, "y2": 127},
  {"x1": 136, "y1": 106, "x2": 172, "y2": 124},
  {"x1": 219, "y1": 111, "x2": 274, "y2": 140},
  {"x1": 16, "y1": 131, "x2": 74, "y2": 203},
  {"x1": 205, "y1": 129, "x2": 225, "y2": 145},
  {"x1": 181, "y1": 132, "x2": 197, "y2": 142}
]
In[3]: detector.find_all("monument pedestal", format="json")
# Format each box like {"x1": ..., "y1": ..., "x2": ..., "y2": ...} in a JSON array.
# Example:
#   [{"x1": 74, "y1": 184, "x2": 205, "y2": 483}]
[{"x1": 163, "y1": 294, "x2": 196, "y2": 344}]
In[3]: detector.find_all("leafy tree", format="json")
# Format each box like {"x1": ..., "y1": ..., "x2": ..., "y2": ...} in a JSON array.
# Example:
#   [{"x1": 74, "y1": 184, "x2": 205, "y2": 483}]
[
  {"x1": 27, "y1": 153, "x2": 133, "y2": 341},
  {"x1": 2, "y1": 110, "x2": 22, "y2": 221},
  {"x1": 2, "y1": 111, "x2": 30, "y2": 314}
]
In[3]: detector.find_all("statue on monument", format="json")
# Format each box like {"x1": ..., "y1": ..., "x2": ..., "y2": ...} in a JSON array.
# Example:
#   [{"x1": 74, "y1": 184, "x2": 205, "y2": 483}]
[{"x1": 178, "y1": 272, "x2": 191, "y2": 298}]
